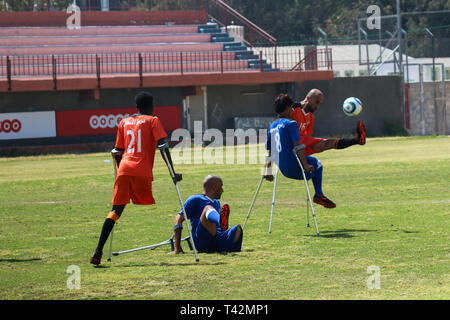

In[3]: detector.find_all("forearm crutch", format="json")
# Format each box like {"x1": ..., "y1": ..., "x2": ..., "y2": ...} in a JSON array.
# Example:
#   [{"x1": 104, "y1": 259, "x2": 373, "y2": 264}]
[
  {"x1": 159, "y1": 143, "x2": 200, "y2": 262},
  {"x1": 242, "y1": 174, "x2": 264, "y2": 231},
  {"x1": 107, "y1": 149, "x2": 121, "y2": 262},
  {"x1": 293, "y1": 150, "x2": 320, "y2": 236},
  {"x1": 268, "y1": 167, "x2": 279, "y2": 234},
  {"x1": 112, "y1": 236, "x2": 191, "y2": 257}
]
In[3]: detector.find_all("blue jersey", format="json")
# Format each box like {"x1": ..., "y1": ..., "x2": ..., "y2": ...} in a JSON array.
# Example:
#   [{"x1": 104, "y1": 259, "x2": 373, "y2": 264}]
[
  {"x1": 178, "y1": 194, "x2": 242, "y2": 253},
  {"x1": 266, "y1": 118, "x2": 302, "y2": 179},
  {"x1": 179, "y1": 194, "x2": 221, "y2": 233}
]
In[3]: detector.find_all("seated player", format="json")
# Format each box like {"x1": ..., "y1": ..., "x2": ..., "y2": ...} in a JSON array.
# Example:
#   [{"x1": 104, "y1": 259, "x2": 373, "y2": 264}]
[
  {"x1": 264, "y1": 93, "x2": 336, "y2": 209},
  {"x1": 172, "y1": 175, "x2": 243, "y2": 254},
  {"x1": 291, "y1": 88, "x2": 366, "y2": 156}
]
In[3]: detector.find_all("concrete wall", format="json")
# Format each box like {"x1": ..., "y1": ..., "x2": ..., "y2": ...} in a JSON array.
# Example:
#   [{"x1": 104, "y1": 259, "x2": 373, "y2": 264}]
[
  {"x1": 206, "y1": 83, "x2": 289, "y2": 131},
  {"x1": 408, "y1": 81, "x2": 449, "y2": 135},
  {"x1": 292, "y1": 76, "x2": 405, "y2": 137},
  {"x1": 0, "y1": 87, "x2": 186, "y2": 149},
  {"x1": 0, "y1": 76, "x2": 406, "y2": 153},
  {"x1": 206, "y1": 76, "x2": 404, "y2": 137}
]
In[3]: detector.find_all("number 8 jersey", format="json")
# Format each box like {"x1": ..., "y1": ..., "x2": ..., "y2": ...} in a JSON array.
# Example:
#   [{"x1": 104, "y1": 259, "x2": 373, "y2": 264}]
[
  {"x1": 115, "y1": 114, "x2": 168, "y2": 179},
  {"x1": 266, "y1": 118, "x2": 302, "y2": 180}
]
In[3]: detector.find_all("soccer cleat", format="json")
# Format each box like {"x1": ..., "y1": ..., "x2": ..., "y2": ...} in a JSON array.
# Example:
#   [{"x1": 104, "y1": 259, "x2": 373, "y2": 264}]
[
  {"x1": 356, "y1": 120, "x2": 366, "y2": 145},
  {"x1": 219, "y1": 203, "x2": 230, "y2": 231},
  {"x1": 90, "y1": 250, "x2": 102, "y2": 266},
  {"x1": 313, "y1": 195, "x2": 336, "y2": 209}
]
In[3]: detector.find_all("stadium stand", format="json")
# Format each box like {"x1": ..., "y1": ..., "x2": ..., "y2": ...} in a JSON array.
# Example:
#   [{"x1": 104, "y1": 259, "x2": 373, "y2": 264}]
[{"x1": 0, "y1": 22, "x2": 276, "y2": 78}]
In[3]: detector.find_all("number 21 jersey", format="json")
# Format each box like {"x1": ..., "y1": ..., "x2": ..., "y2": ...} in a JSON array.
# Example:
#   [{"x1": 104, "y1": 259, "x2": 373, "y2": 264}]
[{"x1": 115, "y1": 115, "x2": 168, "y2": 179}]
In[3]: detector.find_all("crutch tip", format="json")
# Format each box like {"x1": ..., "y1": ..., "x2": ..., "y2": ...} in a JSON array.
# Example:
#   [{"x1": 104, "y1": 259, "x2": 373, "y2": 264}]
[
  {"x1": 107, "y1": 258, "x2": 111, "y2": 262},
  {"x1": 306, "y1": 223, "x2": 310, "y2": 228}
]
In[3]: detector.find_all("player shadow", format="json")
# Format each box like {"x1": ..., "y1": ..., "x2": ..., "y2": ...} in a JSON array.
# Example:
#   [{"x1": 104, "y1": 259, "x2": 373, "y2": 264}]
[
  {"x1": 305, "y1": 229, "x2": 377, "y2": 238},
  {"x1": 116, "y1": 261, "x2": 227, "y2": 268},
  {"x1": 0, "y1": 258, "x2": 42, "y2": 263}
]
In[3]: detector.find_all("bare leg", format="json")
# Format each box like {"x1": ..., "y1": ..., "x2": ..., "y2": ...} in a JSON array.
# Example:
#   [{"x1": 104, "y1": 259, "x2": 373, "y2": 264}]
[
  {"x1": 234, "y1": 225, "x2": 242, "y2": 243},
  {"x1": 200, "y1": 205, "x2": 217, "y2": 237},
  {"x1": 310, "y1": 139, "x2": 338, "y2": 153}
]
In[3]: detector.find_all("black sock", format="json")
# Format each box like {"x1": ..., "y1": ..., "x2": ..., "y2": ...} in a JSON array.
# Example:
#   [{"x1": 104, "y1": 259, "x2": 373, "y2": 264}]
[
  {"x1": 336, "y1": 138, "x2": 358, "y2": 149},
  {"x1": 96, "y1": 218, "x2": 116, "y2": 253}
]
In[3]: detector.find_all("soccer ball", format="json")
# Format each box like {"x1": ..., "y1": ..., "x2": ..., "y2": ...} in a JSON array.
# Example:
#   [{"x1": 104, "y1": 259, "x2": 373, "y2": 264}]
[{"x1": 342, "y1": 97, "x2": 362, "y2": 116}]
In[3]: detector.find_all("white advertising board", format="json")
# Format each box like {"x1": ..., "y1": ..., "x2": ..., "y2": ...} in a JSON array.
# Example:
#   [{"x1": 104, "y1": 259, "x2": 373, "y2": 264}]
[{"x1": 0, "y1": 111, "x2": 56, "y2": 140}]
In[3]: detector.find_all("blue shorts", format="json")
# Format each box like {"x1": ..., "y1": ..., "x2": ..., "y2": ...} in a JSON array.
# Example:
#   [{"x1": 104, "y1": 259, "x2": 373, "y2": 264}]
[
  {"x1": 280, "y1": 156, "x2": 321, "y2": 180},
  {"x1": 193, "y1": 223, "x2": 243, "y2": 253}
]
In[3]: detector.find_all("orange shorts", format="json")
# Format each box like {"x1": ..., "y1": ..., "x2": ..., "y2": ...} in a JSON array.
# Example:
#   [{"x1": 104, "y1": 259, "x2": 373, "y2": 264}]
[
  {"x1": 112, "y1": 175, "x2": 155, "y2": 205},
  {"x1": 301, "y1": 136, "x2": 326, "y2": 156}
]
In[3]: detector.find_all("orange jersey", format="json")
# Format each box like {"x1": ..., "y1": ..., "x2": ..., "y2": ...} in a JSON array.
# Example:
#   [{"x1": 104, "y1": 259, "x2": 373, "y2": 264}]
[
  {"x1": 115, "y1": 114, "x2": 167, "y2": 179},
  {"x1": 291, "y1": 107, "x2": 314, "y2": 137}
]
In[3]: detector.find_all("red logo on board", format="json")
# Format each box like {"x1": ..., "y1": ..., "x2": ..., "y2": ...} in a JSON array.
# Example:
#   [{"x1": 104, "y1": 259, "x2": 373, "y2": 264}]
[{"x1": 0, "y1": 119, "x2": 22, "y2": 133}]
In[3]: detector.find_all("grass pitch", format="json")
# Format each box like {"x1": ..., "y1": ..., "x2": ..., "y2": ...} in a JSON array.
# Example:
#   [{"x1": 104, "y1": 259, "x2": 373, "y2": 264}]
[{"x1": 0, "y1": 136, "x2": 449, "y2": 300}]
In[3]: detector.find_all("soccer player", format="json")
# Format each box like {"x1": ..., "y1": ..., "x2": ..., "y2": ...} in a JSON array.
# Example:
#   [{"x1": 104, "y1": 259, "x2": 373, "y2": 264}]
[
  {"x1": 172, "y1": 175, "x2": 243, "y2": 254},
  {"x1": 90, "y1": 91, "x2": 181, "y2": 266},
  {"x1": 264, "y1": 93, "x2": 336, "y2": 209},
  {"x1": 291, "y1": 88, "x2": 366, "y2": 156}
]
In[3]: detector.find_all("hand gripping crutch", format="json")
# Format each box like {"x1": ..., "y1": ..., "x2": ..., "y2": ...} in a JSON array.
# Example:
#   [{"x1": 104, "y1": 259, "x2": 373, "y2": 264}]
[
  {"x1": 268, "y1": 167, "x2": 279, "y2": 234},
  {"x1": 160, "y1": 147, "x2": 200, "y2": 263},
  {"x1": 242, "y1": 174, "x2": 264, "y2": 231},
  {"x1": 293, "y1": 150, "x2": 320, "y2": 236}
]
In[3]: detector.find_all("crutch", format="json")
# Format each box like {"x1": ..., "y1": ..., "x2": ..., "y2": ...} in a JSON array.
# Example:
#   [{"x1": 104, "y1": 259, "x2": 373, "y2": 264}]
[
  {"x1": 112, "y1": 236, "x2": 192, "y2": 257},
  {"x1": 160, "y1": 145, "x2": 200, "y2": 263},
  {"x1": 268, "y1": 167, "x2": 279, "y2": 234},
  {"x1": 306, "y1": 191, "x2": 311, "y2": 228},
  {"x1": 107, "y1": 149, "x2": 121, "y2": 262},
  {"x1": 293, "y1": 149, "x2": 320, "y2": 236},
  {"x1": 242, "y1": 174, "x2": 264, "y2": 231}
]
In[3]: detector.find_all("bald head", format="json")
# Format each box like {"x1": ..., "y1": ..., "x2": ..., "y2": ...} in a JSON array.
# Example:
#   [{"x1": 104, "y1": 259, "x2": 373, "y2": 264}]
[
  {"x1": 304, "y1": 88, "x2": 324, "y2": 113},
  {"x1": 307, "y1": 89, "x2": 323, "y2": 100},
  {"x1": 203, "y1": 175, "x2": 224, "y2": 200}
]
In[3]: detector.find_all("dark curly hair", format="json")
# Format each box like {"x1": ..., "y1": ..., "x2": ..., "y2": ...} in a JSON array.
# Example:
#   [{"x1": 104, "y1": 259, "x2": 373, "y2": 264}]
[{"x1": 274, "y1": 93, "x2": 294, "y2": 114}]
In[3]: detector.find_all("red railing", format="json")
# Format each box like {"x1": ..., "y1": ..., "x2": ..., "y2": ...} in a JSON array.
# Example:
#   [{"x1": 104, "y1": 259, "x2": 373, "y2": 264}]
[
  {"x1": 0, "y1": 0, "x2": 205, "y2": 12},
  {"x1": 206, "y1": 0, "x2": 278, "y2": 69},
  {"x1": 1, "y1": 51, "x2": 261, "y2": 90},
  {"x1": 290, "y1": 48, "x2": 333, "y2": 71}
]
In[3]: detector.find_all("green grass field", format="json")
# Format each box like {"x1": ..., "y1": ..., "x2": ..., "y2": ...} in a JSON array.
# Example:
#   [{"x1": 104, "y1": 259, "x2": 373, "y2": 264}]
[{"x1": 0, "y1": 136, "x2": 449, "y2": 300}]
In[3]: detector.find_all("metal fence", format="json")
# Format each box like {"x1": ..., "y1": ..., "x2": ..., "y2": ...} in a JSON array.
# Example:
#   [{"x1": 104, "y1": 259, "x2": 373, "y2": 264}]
[
  {"x1": 0, "y1": 0, "x2": 205, "y2": 11},
  {"x1": 207, "y1": 0, "x2": 278, "y2": 69}
]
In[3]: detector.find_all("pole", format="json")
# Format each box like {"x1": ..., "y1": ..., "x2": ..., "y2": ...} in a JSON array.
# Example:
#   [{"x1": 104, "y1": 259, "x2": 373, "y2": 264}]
[
  {"x1": 317, "y1": 27, "x2": 329, "y2": 70},
  {"x1": 419, "y1": 64, "x2": 425, "y2": 135},
  {"x1": 396, "y1": 0, "x2": 402, "y2": 74},
  {"x1": 426, "y1": 28, "x2": 438, "y2": 134}
]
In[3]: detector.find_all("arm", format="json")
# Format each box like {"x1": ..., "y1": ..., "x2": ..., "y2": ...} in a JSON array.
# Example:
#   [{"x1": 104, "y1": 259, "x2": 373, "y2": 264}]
[
  {"x1": 293, "y1": 141, "x2": 314, "y2": 173},
  {"x1": 111, "y1": 147, "x2": 124, "y2": 167},
  {"x1": 157, "y1": 138, "x2": 182, "y2": 184},
  {"x1": 172, "y1": 213, "x2": 185, "y2": 254},
  {"x1": 263, "y1": 152, "x2": 274, "y2": 181}
]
